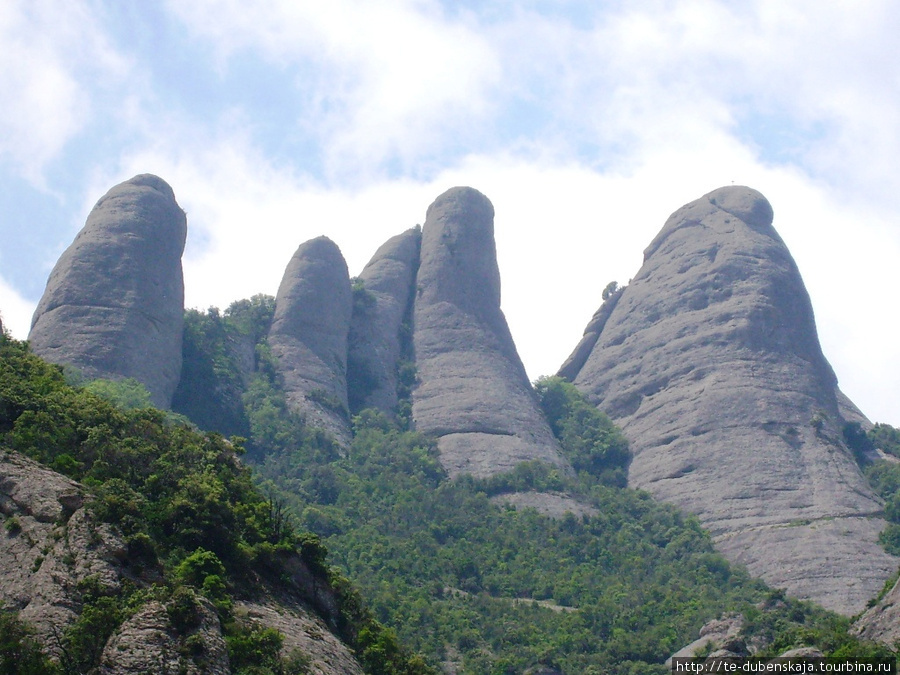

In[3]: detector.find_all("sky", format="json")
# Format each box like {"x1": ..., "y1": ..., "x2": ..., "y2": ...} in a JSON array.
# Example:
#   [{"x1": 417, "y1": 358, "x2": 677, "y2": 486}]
[{"x1": 0, "y1": 0, "x2": 898, "y2": 426}]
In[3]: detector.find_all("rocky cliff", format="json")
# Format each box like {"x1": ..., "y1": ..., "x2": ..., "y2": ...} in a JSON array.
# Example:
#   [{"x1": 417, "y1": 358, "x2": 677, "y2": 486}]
[
  {"x1": 28, "y1": 174, "x2": 186, "y2": 408},
  {"x1": 269, "y1": 236, "x2": 353, "y2": 446},
  {"x1": 561, "y1": 186, "x2": 896, "y2": 615},
  {"x1": 410, "y1": 187, "x2": 568, "y2": 478},
  {"x1": 0, "y1": 448, "x2": 366, "y2": 674},
  {"x1": 853, "y1": 574, "x2": 900, "y2": 645},
  {"x1": 348, "y1": 227, "x2": 420, "y2": 415}
]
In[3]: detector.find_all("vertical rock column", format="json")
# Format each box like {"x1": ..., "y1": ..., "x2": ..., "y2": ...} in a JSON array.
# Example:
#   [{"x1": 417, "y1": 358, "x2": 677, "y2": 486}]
[
  {"x1": 348, "y1": 227, "x2": 421, "y2": 415},
  {"x1": 411, "y1": 187, "x2": 568, "y2": 478},
  {"x1": 269, "y1": 236, "x2": 353, "y2": 446},
  {"x1": 29, "y1": 174, "x2": 186, "y2": 408}
]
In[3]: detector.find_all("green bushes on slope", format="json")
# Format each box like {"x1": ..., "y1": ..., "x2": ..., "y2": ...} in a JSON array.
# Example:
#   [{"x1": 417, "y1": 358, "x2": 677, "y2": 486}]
[
  {"x1": 0, "y1": 333, "x2": 430, "y2": 675},
  {"x1": 173, "y1": 301, "x2": 893, "y2": 673}
]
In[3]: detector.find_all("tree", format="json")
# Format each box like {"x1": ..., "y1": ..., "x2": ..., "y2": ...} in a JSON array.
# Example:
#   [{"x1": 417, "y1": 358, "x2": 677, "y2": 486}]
[{"x1": 602, "y1": 281, "x2": 619, "y2": 301}]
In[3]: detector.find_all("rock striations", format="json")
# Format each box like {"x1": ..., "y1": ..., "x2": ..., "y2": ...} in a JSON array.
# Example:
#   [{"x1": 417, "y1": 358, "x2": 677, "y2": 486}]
[
  {"x1": 28, "y1": 174, "x2": 186, "y2": 408},
  {"x1": 411, "y1": 187, "x2": 567, "y2": 478},
  {"x1": 269, "y1": 236, "x2": 353, "y2": 446},
  {"x1": 561, "y1": 186, "x2": 895, "y2": 615}
]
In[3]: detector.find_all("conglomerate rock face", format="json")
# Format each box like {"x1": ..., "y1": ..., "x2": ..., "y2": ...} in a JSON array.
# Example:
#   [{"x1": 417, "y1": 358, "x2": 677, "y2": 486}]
[
  {"x1": 348, "y1": 226, "x2": 420, "y2": 415},
  {"x1": 0, "y1": 450, "x2": 127, "y2": 658},
  {"x1": 28, "y1": 174, "x2": 186, "y2": 408},
  {"x1": 269, "y1": 236, "x2": 353, "y2": 446},
  {"x1": 853, "y1": 575, "x2": 900, "y2": 645},
  {"x1": 562, "y1": 185, "x2": 896, "y2": 615},
  {"x1": 0, "y1": 449, "x2": 366, "y2": 674},
  {"x1": 411, "y1": 187, "x2": 568, "y2": 478}
]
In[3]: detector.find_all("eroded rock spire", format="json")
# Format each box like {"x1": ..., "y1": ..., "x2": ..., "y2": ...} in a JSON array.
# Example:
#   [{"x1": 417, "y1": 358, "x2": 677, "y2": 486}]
[{"x1": 29, "y1": 174, "x2": 186, "y2": 408}]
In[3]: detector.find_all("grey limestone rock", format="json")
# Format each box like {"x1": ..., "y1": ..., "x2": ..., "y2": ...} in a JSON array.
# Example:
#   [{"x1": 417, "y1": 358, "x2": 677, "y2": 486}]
[
  {"x1": 0, "y1": 449, "x2": 367, "y2": 674},
  {"x1": 853, "y1": 575, "x2": 900, "y2": 645},
  {"x1": 0, "y1": 450, "x2": 126, "y2": 658},
  {"x1": 564, "y1": 186, "x2": 896, "y2": 615},
  {"x1": 348, "y1": 227, "x2": 420, "y2": 415},
  {"x1": 98, "y1": 598, "x2": 229, "y2": 675},
  {"x1": 490, "y1": 491, "x2": 598, "y2": 520},
  {"x1": 269, "y1": 236, "x2": 353, "y2": 445},
  {"x1": 235, "y1": 601, "x2": 365, "y2": 675},
  {"x1": 411, "y1": 187, "x2": 568, "y2": 478},
  {"x1": 28, "y1": 174, "x2": 186, "y2": 408}
]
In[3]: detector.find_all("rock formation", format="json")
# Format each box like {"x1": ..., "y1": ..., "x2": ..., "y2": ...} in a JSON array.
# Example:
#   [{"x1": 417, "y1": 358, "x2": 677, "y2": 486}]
[
  {"x1": 28, "y1": 174, "x2": 186, "y2": 408},
  {"x1": 411, "y1": 187, "x2": 568, "y2": 478},
  {"x1": 269, "y1": 236, "x2": 353, "y2": 445},
  {"x1": 0, "y1": 449, "x2": 367, "y2": 673},
  {"x1": 98, "y1": 598, "x2": 230, "y2": 675},
  {"x1": 347, "y1": 227, "x2": 420, "y2": 415},
  {"x1": 0, "y1": 450, "x2": 121, "y2": 655},
  {"x1": 561, "y1": 185, "x2": 895, "y2": 615},
  {"x1": 853, "y1": 575, "x2": 900, "y2": 645}
]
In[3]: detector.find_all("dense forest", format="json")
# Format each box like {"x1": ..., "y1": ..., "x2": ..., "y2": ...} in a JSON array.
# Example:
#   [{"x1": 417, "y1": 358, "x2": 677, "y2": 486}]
[{"x1": 162, "y1": 296, "x2": 898, "y2": 673}]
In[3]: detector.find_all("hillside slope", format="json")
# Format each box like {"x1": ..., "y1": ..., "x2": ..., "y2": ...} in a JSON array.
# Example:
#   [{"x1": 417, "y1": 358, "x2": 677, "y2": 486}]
[{"x1": 0, "y1": 334, "x2": 429, "y2": 675}]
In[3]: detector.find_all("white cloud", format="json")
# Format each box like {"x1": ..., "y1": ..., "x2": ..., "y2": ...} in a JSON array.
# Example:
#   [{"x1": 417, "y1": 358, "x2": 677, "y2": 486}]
[
  {"x1": 0, "y1": 274, "x2": 35, "y2": 339},
  {"x1": 166, "y1": 0, "x2": 501, "y2": 178},
  {"x1": 0, "y1": 1, "x2": 130, "y2": 183}
]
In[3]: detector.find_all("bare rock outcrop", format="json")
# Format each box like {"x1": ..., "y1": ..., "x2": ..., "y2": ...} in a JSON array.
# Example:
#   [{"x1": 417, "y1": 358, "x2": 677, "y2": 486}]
[
  {"x1": 411, "y1": 187, "x2": 568, "y2": 478},
  {"x1": 98, "y1": 598, "x2": 230, "y2": 675},
  {"x1": 852, "y1": 576, "x2": 900, "y2": 645},
  {"x1": 348, "y1": 227, "x2": 420, "y2": 415},
  {"x1": 269, "y1": 237, "x2": 353, "y2": 445},
  {"x1": 235, "y1": 600, "x2": 365, "y2": 675},
  {"x1": 562, "y1": 186, "x2": 896, "y2": 615},
  {"x1": 28, "y1": 174, "x2": 186, "y2": 408},
  {"x1": 0, "y1": 450, "x2": 126, "y2": 656},
  {"x1": 1, "y1": 448, "x2": 367, "y2": 674}
]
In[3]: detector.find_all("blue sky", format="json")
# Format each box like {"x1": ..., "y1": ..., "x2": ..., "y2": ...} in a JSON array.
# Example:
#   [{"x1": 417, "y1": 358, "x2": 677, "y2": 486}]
[{"x1": 1, "y1": 0, "x2": 899, "y2": 425}]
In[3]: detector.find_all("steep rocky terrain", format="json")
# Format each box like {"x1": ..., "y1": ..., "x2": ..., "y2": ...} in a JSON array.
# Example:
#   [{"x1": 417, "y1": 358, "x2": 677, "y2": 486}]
[
  {"x1": 348, "y1": 227, "x2": 420, "y2": 415},
  {"x1": 28, "y1": 174, "x2": 186, "y2": 408},
  {"x1": 269, "y1": 236, "x2": 353, "y2": 446},
  {"x1": 853, "y1": 575, "x2": 900, "y2": 645},
  {"x1": 0, "y1": 332, "x2": 418, "y2": 674},
  {"x1": 562, "y1": 185, "x2": 896, "y2": 615},
  {"x1": 0, "y1": 448, "x2": 369, "y2": 674},
  {"x1": 411, "y1": 187, "x2": 568, "y2": 478}
]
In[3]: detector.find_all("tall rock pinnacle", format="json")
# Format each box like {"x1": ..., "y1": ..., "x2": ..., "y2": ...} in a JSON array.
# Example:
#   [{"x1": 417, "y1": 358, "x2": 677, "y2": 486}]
[
  {"x1": 412, "y1": 187, "x2": 568, "y2": 478},
  {"x1": 562, "y1": 186, "x2": 895, "y2": 615},
  {"x1": 29, "y1": 174, "x2": 186, "y2": 408},
  {"x1": 348, "y1": 227, "x2": 421, "y2": 415},
  {"x1": 269, "y1": 236, "x2": 353, "y2": 446}
]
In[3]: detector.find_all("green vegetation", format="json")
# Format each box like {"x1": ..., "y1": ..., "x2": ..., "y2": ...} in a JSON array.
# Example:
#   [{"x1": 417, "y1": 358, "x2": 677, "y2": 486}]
[
  {"x1": 861, "y1": 422, "x2": 900, "y2": 555},
  {"x1": 534, "y1": 376, "x2": 630, "y2": 486},
  {"x1": 163, "y1": 299, "x2": 894, "y2": 673},
  {"x1": 0, "y1": 603, "x2": 60, "y2": 675},
  {"x1": 871, "y1": 423, "x2": 900, "y2": 459},
  {"x1": 0, "y1": 333, "x2": 429, "y2": 674},
  {"x1": 9, "y1": 296, "x2": 892, "y2": 673},
  {"x1": 84, "y1": 377, "x2": 153, "y2": 409},
  {"x1": 172, "y1": 294, "x2": 277, "y2": 437}
]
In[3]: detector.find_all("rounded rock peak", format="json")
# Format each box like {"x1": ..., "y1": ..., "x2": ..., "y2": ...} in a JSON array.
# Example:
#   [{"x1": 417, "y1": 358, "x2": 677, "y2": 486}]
[
  {"x1": 294, "y1": 235, "x2": 345, "y2": 261},
  {"x1": 705, "y1": 186, "x2": 774, "y2": 230},
  {"x1": 123, "y1": 174, "x2": 177, "y2": 201},
  {"x1": 426, "y1": 186, "x2": 494, "y2": 221}
]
